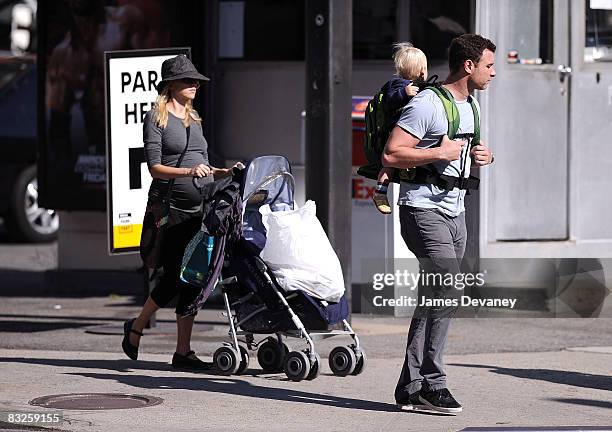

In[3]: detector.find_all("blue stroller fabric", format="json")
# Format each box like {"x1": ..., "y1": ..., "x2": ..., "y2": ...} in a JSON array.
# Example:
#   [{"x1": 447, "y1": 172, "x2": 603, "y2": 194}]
[{"x1": 242, "y1": 210, "x2": 267, "y2": 253}]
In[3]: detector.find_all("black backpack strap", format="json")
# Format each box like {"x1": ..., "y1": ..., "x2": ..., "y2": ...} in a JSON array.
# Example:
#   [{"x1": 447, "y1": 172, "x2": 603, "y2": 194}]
[
  {"x1": 468, "y1": 95, "x2": 481, "y2": 146},
  {"x1": 163, "y1": 125, "x2": 191, "y2": 204},
  {"x1": 408, "y1": 166, "x2": 479, "y2": 191},
  {"x1": 404, "y1": 133, "x2": 478, "y2": 191}
]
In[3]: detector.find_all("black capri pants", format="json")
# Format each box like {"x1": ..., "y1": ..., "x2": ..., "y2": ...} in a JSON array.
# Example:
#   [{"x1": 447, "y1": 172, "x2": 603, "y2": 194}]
[{"x1": 150, "y1": 210, "x2": 202, "y2": 316}]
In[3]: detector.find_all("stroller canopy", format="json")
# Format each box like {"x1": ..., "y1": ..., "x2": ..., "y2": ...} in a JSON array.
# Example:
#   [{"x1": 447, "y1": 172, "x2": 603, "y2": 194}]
[{"x1": 242, "y1": 155, "x2": 294, "y2": 211}]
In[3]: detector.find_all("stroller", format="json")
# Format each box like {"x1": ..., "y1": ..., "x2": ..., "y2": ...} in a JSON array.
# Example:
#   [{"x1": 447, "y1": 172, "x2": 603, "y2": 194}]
[{"x1": 212, "y1": 155, "x2": 366, "y2": 381}]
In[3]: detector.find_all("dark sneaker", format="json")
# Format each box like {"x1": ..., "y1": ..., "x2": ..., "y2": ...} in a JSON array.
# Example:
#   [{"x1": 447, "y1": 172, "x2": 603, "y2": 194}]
[
  {"x1": 396, "y1": 391, "x2": 425, "y2": 411},
  {"x1": 172, "y1": 351, "x2": 213, "y2": 371},
  {"x1": 418, "y1": 388, "x2": 462, "y2": 414}
]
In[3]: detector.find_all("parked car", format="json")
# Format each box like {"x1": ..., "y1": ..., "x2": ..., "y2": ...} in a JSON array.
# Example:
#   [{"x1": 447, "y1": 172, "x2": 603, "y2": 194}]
[{"x1": 0, "y1": 53, "x2": 58, "y2": 242}]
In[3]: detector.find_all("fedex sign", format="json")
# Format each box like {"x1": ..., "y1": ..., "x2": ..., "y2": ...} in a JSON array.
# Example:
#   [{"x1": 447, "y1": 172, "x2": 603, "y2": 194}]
[{"x1": 352, "y1": 177, "x2": 376, "y2": 200}]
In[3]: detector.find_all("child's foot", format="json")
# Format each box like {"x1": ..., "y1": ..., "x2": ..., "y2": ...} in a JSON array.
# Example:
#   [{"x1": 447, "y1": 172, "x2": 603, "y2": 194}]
[
  {"x1": 373, "y1": 193, "x2": 391, "y2": 214},
  {"x1": 372, "y1": 187, "x2": 392, "y2": 215}
]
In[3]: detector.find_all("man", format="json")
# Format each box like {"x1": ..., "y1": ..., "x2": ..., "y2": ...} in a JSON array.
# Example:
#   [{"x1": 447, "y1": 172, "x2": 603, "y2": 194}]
[{"x1": 382, "y1": 34, "x2": 496, "y2": 414}]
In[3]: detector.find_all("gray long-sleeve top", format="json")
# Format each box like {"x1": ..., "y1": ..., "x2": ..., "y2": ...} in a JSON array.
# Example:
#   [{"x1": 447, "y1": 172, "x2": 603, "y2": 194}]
[{"x1": 143, "y1": 110, "x2": 213, "y2": 211}]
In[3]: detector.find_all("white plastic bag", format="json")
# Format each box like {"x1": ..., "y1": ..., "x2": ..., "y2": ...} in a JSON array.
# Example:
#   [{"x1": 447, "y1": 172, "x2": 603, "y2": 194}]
[{"x1": 259, "y1": 200, "x2": 345, "y2": 302}]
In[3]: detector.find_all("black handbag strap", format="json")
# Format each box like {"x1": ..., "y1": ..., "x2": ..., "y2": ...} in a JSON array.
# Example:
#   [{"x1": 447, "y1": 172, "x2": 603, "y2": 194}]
[{"x1": 163, "y1": 125, "x2": 191, "y2": 203}]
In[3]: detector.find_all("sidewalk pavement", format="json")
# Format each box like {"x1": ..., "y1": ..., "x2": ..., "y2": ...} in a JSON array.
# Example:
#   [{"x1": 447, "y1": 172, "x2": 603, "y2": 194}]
[
  {"x1": 1, "y1": 348, "x2": 611, "y2": 432},
  {"x1": 0, "y1": 295, "x2": 611, "y2": 432}
]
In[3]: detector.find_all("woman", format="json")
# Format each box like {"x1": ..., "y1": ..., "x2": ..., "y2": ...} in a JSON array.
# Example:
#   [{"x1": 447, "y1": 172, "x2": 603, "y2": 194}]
[{"x1": 122, "y1": 55, "x2": 234, "y2": 370}]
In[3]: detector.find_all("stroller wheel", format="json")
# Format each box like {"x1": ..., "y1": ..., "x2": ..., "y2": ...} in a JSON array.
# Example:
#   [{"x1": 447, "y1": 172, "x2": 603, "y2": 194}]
[
  {"x1": 351, "y1": 349, "x2": 367, "y2": 376},
  {"x1": 257, "y1": 338, "x2": 287, "y2": 372},
  {"x1": 306, "y1": 352, "x2": 321, "y2": 381},
  {"x1": 236, "y1": 346, "x2": 250, "y2": 375},
  {"x1": 214, "y1": 346, "x2": 240, "y2": 375},
  {"x1": 284, "y1": 351, "x2": 310, "y2": 382},
  {"x1": 328, "y1": 346, "x2": 356, "y2": 377}
]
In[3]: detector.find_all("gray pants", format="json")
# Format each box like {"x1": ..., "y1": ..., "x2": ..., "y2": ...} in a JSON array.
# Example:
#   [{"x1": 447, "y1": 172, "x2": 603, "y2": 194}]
[{"x1": 395, "y1": 206, "x2": 467, "y2": 402}]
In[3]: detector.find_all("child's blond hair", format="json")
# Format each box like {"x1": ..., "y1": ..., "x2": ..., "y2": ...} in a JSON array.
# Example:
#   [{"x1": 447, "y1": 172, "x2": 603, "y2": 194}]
[{"x1": 393, "y1": 42, "x2": 427, "y2": 81}]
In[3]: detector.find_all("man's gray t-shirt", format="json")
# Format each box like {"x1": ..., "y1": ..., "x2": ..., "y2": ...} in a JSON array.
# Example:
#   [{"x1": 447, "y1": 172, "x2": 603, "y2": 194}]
[
  {"x1": 396, "y1": 88, "x2": 479, "y2": 216},
  {"x1": 143, "y1": 110, "x2": 212, "y2": 211}
]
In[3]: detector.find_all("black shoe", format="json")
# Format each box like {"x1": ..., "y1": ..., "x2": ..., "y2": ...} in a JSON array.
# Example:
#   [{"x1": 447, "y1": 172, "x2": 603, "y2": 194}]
[
  {"x1": 418, "y1": 388, "x2": 462, "y2": 414},
  {"x1": 122, "y1": 318, "x2": 142, "y2": 361},
  {"x1": 396, "y1": 391, "x2": 425, "y2": 411},
  {"x1": 172, "y1": 351, "x2": 213, "y2": 371}
]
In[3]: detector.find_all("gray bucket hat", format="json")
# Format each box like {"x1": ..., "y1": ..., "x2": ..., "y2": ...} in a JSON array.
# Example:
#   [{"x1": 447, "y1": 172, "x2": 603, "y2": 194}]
[{"x1": 156, "y1": 54, "x2": 210, "y2": 94}]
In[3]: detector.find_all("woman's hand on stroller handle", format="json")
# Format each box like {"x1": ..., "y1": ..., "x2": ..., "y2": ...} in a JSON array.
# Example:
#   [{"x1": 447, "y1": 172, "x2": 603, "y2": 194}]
[
  {"x1": 231, "y1": 162, "x2": 245, "y2": 175},
  {"x1": 190, "y1": 164, "x2": 212, "y2": 178},
  {"x1": 192, "y1": 162, "x2": 246, "y2": 189},
  {"x1": 191, "y1": 164, "x2": 211, "y2": 190}
]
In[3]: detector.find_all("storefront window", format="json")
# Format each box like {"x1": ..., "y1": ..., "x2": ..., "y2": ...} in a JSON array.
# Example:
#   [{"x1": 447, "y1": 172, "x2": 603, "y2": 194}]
[
  {"x1": 506, "y1": 0, "x2": 553, "y2": 65},
  {"x1": 585, "y1": 0, "x2": 612, "y2": 62},
  {"x1": 353, "y1": 0, "x2": 399, "y2": 60},
  {"x1": 39, "y1": 0, "x2": 209, "y2": 210},
  {"x1": 219, "y1": 0, "x2": 473, "y2": 62},
  {"x1": 219, "y1": 0, "x2": 305, "y2": 60},
  {"x1": 354, "y1": 0, "x2": 472, "y2": 62}
]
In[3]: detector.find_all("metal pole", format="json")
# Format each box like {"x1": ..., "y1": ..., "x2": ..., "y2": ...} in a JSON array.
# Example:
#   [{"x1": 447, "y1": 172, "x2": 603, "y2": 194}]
[{"x1": 305, "y1": 0, "x2": 353, "y2": 311}]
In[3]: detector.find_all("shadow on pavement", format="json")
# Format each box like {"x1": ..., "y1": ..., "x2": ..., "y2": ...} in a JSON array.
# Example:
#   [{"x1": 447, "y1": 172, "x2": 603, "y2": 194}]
[
  {"x1": 0, "y1": 270, "x2": 47, "y2": 296},
  {"x1": 0, "y1": 320, "x2": 101, "y2": 332},
  {"x1": 449, "y1": 363, "x2": 612, "y2": 392},
  {"x1": 547, "y1": 397, "x2": 612, "y2": 409},
  {"x1": 0, "y1": 269, "x2": 142, "y2": 297},
  {"x1": 0, "y1": 313, "x2": 224, "y2": 327},
  {"x1": 0, "y1": 357, "x2": 403, "y2": 413},
  {"x1": 0, "y1": 420, "x2": 71, "y2": 432},
  {"x1": 0, "y1": 357, "x2": 176, "y2": 373},
  {"x1": 67, "y1": 372, "x2": 403, "y2": 413}
]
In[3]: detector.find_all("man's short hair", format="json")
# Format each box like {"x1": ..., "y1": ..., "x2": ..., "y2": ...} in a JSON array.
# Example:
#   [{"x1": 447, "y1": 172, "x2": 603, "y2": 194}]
[{"x1": 448, "y1": 34, "x2": 496, "y2": 73}]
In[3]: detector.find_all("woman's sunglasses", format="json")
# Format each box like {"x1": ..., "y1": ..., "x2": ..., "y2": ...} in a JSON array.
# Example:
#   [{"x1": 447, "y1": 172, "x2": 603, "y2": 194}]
[{"x1": 180, "y1": 79, "x2": 200, "y2": 88}]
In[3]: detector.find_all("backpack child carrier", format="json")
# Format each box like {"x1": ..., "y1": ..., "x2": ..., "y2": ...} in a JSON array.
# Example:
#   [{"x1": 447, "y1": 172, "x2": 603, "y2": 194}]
[{"x1": 357, "y1": 82, "x2": 481, "y2": 190}]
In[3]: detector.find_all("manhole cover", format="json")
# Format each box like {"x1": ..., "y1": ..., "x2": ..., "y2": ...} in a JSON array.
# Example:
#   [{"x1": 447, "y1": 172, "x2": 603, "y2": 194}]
[{"x1": 29, "y1": 393, "x2": 163, "y2": 410}]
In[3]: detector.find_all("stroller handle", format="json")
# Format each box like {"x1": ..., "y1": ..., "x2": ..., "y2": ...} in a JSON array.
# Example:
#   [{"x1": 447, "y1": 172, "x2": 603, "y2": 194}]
[{"x1": 192, "y1": 164, "x2": 246, "y2": 190}]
